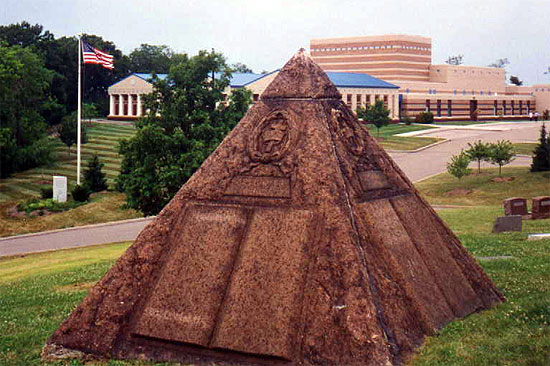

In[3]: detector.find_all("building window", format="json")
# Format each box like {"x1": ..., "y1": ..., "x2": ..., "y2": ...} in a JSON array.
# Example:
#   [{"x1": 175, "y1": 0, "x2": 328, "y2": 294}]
[
  {"x1": 384, "y1": 95, "x2": 388, "y2": 108},
  {"x1": 494, "y1": 101, "x2": 498, "y2": 115},
  {"x1": 346, "y1": 94, "x2": 352, "y2": 107},
  {"x1": 519, "y1": 101, "x2": 523, "y2": 114},
  {"x1": 527, "y1": 101, "x2": 531, "y2": 113},
  {"x1": 253, "y1": 94, "x2": 259, "y2": 102},
  {"x1": 511, "y1": 101, "x2": 515, "y2": 115},
  {"x1": 447, "y1": 100, "x2": 452, "y2": 116},
  {"x1": 366, "y1": 95, "x2": 371, "y2": 105},
  {"x1": 502, "y1": 101, "x2": 507, "y2": 116},
  {"x1": 425, "y1": 100, "x2": 431, "y2": 112},
  {"x1": 437, "y1": 100, "x2": 442, "y2": 117},
  {"x1": 356, "y1": 94, "x2": 361, "y2": 107}
]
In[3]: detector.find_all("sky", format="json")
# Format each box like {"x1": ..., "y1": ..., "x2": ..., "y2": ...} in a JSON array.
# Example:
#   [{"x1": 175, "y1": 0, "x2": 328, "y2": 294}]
[{"x1": 2, "y1": 0, "x2": 550, "y2": 85}]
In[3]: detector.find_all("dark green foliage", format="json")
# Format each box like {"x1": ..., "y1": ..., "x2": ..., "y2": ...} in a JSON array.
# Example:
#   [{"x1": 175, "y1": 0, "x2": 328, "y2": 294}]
[
  {"x1": 58, "y1": 112, "x2": 88, "y2": 153},
  {"x1": 543, "y1": 109, "x2": 549, "y2": 121},
  {"x1": 0, "y1": 44, "x2": 55, "y2": 177},
  {"x1": 71, "y1": 184, "x2": 91, "y2": 202},
  {"x1": 118, "y1": 50, "x2": 252, "y2": 216},
  {"x1": 16, "y1": 197, "x2": 84, "y2": 214},
  {"x1": 465, "y1": 140, "x2": 491, "y2": 173},
  {"x1": 128, "y1": 44, "x2": 173, "y2": 73},
  {"x1": 488, "y1": 140, "x2": 515, "y2": 176},
  {"x1": 530, "y1": 124, "x2": 550, "y2": 172},
  {"x1": 357, "y1": 100, "x2": 391, "y2": 137},
  {"x1": 84, "y1": 155, "x2": 108, "y2": 192},
  {"x1": 40, "y1": 186, "x2": 53, "y2": 199},
  {"x1": 509, "y1": 75, "x2": 523, "y2": 86},
  {"x1": 231, "y1": 62, "x2": 253, "y2": 73},
  {"x1": 447, "y1": 150, "x2": 471, "y2": 179},
  {"x1": 415, "y1": 111, "x2": 434, "y2": 124}
]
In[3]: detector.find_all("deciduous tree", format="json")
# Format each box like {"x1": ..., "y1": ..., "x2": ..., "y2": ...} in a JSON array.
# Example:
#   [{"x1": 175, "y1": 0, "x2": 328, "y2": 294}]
[
  {"x1": 447, "y1": 151, "x2": 471, "y2": 179},
  {"x1": 488, "y1": 140, "x2": 515, "y2": 175},
  {"x1": 357, "y1": 100, "x2": 391, "y2": 137},
  {"x1": 465, "y1": 140, "x2": 490, "y2": 173}
]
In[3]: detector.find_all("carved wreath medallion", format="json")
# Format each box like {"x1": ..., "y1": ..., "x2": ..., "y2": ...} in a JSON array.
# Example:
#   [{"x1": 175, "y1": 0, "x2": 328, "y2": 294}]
[{"x1": 248, "y1": 110, "x2": 296, "y2": 163}]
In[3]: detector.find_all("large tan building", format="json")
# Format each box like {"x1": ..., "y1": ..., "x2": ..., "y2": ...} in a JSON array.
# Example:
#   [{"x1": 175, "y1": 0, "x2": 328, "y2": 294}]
[{"x1": 311, "y1": 35, "x2": 550, "y2": 121}]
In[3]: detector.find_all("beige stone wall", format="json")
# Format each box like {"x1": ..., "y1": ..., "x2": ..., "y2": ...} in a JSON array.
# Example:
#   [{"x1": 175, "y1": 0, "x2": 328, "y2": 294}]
[{"x1": 533, "y1": 84, "x2": 550, "y2": 113}]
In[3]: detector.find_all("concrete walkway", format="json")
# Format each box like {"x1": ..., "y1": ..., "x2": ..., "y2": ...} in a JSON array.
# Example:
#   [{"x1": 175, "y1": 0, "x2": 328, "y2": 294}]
[
  {"x1": 0, "y1": 217, "x2": 153, "y2": 257},
  {"x1": 389, "y1": 121, "x2": 541, "y2": 182}
]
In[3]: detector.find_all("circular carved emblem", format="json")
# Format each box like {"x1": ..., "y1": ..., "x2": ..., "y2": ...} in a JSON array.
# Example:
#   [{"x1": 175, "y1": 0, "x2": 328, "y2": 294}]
[
  {"x1": 332, "y1": 108, "x2": 365, "y2": 156},
  {"x1": 248, "y1": 110, "x2": 294, "y2": 163}
]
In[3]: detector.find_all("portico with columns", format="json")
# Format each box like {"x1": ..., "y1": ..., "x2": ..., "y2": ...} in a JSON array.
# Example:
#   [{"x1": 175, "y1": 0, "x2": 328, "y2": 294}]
[{"x1": 107, "y1": 73, "x2": 160, "y2": 120}]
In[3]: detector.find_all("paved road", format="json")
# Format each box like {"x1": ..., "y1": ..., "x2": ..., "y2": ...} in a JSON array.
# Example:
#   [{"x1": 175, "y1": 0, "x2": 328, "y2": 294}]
[
  {"x1": 389, "y1": 121, "x2": 541, "y2": 182},
  {"x1": 0, "y1": 217, "x2": 153, "y2": 257},
  {"x1": 0, "y1": 121, "x2": 543, "y2": 257}
]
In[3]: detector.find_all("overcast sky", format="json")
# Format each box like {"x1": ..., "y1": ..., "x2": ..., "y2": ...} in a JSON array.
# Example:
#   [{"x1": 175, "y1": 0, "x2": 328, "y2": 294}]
[{"x1": 2, "y1": 0, "x2": 550, "y2": 84}]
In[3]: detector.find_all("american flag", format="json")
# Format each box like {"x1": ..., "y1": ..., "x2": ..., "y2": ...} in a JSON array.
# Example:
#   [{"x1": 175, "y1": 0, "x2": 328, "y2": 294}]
[{"x1": 82, "y1": 40, "x2": 114, "y2": 70}]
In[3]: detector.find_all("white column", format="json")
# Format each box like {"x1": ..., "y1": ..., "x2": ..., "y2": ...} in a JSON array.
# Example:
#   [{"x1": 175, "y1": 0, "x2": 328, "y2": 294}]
[
  {"x1": 118, "y1": 94, "x2": 124, "y2": 116},
  {"x1": 128, "y1": 94, "x2": 133, "y2": 116},
  {"x1": 137, "y1": 94, "x2": 142, "y2": 116},
  {"x1": 351, "y1": 93, "x2": 357, "y2": 112},
  {"x1": 392, "y1": 95, "x2": 396, "y2": 119},
  {"x1": 109, "y1": 94, "x2": 115, "y2": 116}
]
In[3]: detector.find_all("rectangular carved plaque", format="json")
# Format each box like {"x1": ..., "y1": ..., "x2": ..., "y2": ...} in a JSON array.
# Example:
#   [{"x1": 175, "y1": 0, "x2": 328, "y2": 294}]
[
  {"x1": 357, "y1": 170, "x2": 390, "y2": 191},
  {"x1": 224, "y1": 175, "x2": 291, "y2": 198},
  {"x1": 133, "y1": 204, "x2": 248, "y2": 346},
  {"x1": 210, "y1": 208, "x2": 314, "y2": 360}
]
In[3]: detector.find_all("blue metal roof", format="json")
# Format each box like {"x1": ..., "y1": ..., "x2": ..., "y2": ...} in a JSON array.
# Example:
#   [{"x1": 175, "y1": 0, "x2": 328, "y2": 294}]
[
  {"x1": 128, "y1": 70, "x2": 398, "y2": 89},
  {"x1": 134, "y1": 73, "x2": 168, "y2": 81},
  {"x1": 326, "y1": 72, "x2": 399, "y2": 89}
]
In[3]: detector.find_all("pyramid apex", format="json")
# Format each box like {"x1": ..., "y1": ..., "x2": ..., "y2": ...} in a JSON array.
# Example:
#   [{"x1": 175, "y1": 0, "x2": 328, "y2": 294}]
[{"x1": 261, "y1": 50, "x2": 341, "y2": 99}]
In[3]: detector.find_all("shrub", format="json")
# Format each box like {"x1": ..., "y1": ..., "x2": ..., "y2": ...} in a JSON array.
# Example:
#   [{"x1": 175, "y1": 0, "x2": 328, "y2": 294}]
[
  {"x1": 415, "y1": 111, "x2": 434, "y2": 124},
  {"x1": 40, "y1": 186, "x2": 53, "y2": 199},
  {"x1": 84, "y1": 155, "x2": 108, "y2": 192},
  {"x1": 447, "y1": 150, "x2": 471, "y2": 179},
  {"x1": 400, "y1": 112, "x2": 413, "y2": 125},
  {"x1": 71, "y1": 184, "x2": 91, "y2": 202},
  {"x1": 16, "y1": 198, "x2": 84, "y2": 214}
]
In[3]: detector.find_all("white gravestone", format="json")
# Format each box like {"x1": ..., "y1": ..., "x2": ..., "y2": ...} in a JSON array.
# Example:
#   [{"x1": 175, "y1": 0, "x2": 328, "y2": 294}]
[{"x1": 53, "y1": 176, "x2": 67, "y2": 203}]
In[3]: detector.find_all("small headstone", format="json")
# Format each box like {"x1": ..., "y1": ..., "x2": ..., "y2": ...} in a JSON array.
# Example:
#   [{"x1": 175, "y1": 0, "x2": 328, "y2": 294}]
[
  {"x1": 532, "y1": 196, "x2": 550, "y2": 219},
  {"x1": 503, "y1": 197, "x2": 528, "y2": 216},
  {"x1": 492, "y1": 215, "x2": 522, "y2": 233},
  {"x1": 52, "y1": 176, "x2": 67, "y2": 203}
]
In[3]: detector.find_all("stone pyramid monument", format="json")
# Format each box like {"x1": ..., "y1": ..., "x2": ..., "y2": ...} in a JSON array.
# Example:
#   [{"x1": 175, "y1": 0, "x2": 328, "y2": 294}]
[{"x1": 44, "y1": 50, "x2": 504, "y2": 366}]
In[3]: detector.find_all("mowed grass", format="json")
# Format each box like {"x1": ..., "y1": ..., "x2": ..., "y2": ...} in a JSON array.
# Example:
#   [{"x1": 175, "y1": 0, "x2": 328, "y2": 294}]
[
  {"x1": 0, "y1": 191, "x2": 141, "y2": 238},
  {"x1": 416, "y1": 166, "x2": 550, "y2": 206},
  {"x1": 0, "y1": 122, "x2": 135, "y2": 203},
  {"x1": 365, "y1": 123, "x2": 443, "y2": 151},
  {"x1": 513, "y1": 142, "x2": 537, "y2": 156}
]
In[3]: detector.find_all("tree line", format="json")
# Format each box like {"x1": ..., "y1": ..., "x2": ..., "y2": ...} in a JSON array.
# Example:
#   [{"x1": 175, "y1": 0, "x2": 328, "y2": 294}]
[{"x1": 0, "y1": 21, "x2": 253, "y2": 182}]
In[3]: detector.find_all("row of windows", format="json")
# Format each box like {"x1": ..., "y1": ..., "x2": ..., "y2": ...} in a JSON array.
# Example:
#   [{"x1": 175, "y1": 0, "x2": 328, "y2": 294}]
[
  {"x1": 407, "y1": 88, "x2": 534, "y2": 97},
  {"x1": 312, "y1": 44, "x2": 431, "y2": 52},
  {"x1": 422, "y1": 99, "x2": 532, "y2": 117},
  {"x1": 346, "y1": 94, "x2": 390, "y2": 108},
  {"x1": 534, "y1": 88, "x2": 550, "y2": 92},
  {"x1": 434, "y1": 68, "x2": 501, "y2": 75}
]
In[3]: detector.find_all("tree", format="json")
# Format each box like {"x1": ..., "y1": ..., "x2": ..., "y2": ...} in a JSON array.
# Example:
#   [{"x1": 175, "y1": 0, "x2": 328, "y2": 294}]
[
  {"x1": 447, "y1": 151, "x2": 471, "y2": 179},
  {"x1": 129, "y1": 44, "x2": 173, "y2": 73},
  {"x1": 530, "y1": 123, "x2": 550, "y2": 172},
  {"x1": 0, "y1": 44, "x2": 55, "y2": 177},
  {"x1": 357, "y1": 100, "x2": 391, "y2": 137},
  {"x1": 488, "y1": 140, "x2": 515, "y2": 175},
  {"x1": 465, "y1": 140, "x2": 490, "y2": 173},
  {"x1": 445, "y1": 55, "x2": 464, "y2": 65},
  {"x1": 58, "y1": 112, "x2": 88, "y2": 154},
  {"x1": 488, "y1": 58, "x2": 509, "y2": 68},
  {"x1": 509, "y1": 75, "x2": 523, "y2": 86},
  {"x1": 84, "y1": 155, "x2": 108, "y2": 192},
  {"x1": 117, "y1": 50, "x2": 251, "y2": 215},
  {"x1": 231, "y1": 62, "x2": 253, "y2": 73}
]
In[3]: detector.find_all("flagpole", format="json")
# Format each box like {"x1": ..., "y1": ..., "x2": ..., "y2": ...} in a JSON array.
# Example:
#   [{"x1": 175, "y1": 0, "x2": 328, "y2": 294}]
[{"x1": 77, "y1": 34, "x2": 82, "y2": 186}]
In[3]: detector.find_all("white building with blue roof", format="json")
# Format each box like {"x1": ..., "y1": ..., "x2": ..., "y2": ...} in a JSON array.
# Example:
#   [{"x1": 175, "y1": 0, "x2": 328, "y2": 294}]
[{"x1": 107, "y1": 71, "x2": 399, "y2": 120}]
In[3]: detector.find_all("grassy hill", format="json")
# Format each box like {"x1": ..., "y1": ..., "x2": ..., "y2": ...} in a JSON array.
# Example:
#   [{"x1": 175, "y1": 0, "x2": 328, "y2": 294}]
[{"x1": 0, "y1": 123, "x2": 135, "y2": 202}]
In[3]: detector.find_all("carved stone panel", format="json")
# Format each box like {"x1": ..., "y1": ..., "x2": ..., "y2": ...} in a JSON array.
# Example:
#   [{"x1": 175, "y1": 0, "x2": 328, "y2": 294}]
[{"x1": 132, "y1": 205, "x2": 248, "y2": 346}]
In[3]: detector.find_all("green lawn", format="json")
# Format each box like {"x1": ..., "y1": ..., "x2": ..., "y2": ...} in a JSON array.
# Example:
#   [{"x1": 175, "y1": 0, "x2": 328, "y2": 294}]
[
  {"x1": 366, "y1": 123, "x2": 442, "y2": 151},
  {"x1": 513, "y1": 143, "x2": 537, "y2": 156},
  {"x1": 1, "y1": 166, "x2": 549, "y2": 365},
  {"x1": 0, "y1": 123, "x2": 135, "y2": 203}
]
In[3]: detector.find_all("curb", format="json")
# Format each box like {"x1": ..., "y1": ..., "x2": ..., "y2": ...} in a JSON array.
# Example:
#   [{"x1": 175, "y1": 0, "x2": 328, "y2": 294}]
[
  {"x1": 0, "y1": 216, "x2": 155, "y2": 242},
  {"x1": 386, "y1": 138, "x2": 449, "y2": 154}
]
